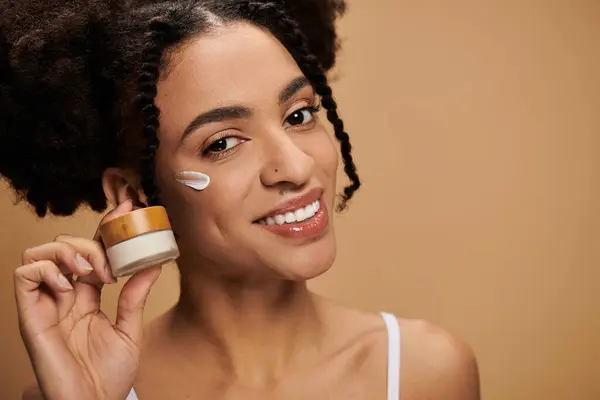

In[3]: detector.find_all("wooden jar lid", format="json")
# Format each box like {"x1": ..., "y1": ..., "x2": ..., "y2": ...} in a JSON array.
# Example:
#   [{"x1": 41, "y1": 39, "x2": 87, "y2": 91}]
[{"x1": 99, "y1": 206, "x2": 172, "y2": 248}]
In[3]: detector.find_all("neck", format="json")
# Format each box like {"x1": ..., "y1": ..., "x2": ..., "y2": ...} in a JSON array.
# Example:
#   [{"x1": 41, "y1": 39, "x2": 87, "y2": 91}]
[{"x1": 169, "y1": 261, "x2": 325, "y2": 388}]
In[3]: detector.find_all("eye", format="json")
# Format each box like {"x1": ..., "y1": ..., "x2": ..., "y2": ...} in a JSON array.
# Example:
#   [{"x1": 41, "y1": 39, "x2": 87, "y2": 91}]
[
  {"x1": 284, "y1": 106, "x2": 320, "y2": 128},
  {"x1": 204, "y1": 136, "x2": 243, "y2": 154}
]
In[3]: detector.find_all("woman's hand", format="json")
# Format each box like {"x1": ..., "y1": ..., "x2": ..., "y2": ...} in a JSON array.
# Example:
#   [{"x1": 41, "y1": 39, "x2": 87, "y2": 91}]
[{"x1": 15, "y1": 200, "x2": 162, "y2": 400}]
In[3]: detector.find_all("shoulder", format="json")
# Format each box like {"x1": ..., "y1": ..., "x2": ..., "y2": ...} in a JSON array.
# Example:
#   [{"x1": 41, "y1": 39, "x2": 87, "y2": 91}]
[{"x1": 398, "y1": 318, "x2": 481, "y2": 400}]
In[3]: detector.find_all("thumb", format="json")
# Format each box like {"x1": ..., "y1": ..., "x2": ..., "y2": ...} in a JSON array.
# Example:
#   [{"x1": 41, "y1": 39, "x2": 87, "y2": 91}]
[
  {"x1": 78, "y1": 199, "x2": 135, "y2": 285},
  {"x1": 114, "y1": 265, "x2": 162, "y2": 344},
  {"x1": 93, "y1": 199, "x2": 134, "y2": 242}
]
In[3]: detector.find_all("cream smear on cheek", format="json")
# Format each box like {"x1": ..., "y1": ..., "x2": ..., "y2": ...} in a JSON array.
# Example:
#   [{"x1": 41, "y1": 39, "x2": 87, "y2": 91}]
[{"x1": 175, "y1": 171, "x2": 211, "y2": 191}]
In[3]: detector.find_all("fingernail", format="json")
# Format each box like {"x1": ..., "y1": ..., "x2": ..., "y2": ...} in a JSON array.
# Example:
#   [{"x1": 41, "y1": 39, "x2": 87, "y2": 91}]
[
  {"x1": 105, "y1": 266, "x2": 118, "y2": 283},
  {"x1": 57, "y1": 274, "x2": 74, "y2": 290},
  {"x1": 76, "y1": 254, "x2": 94, "y2": 271}
]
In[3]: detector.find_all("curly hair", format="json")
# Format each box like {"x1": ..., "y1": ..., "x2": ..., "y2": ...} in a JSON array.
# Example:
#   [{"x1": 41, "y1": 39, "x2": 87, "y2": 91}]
[{"x1": 0, "y1": 0, "x2": 360, "y2": 217}]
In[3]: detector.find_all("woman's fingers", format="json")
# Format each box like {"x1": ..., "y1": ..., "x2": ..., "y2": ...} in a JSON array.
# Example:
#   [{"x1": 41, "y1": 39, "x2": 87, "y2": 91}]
[
  {"x1": 22, "y1": 241, "x2": 97, "y2": 279},
  {"x1": 53, "y1": 200, "x2": 136, "y2": 289},
  {"x1": 14, "y1": 260, "x2": 74, "y2": 315},
  {"x1": 114, "y1": 265, "x2": 162, "y2": 344},
  {"x1": 54, "y1": 235, "x2": 115, "y2": 285},
  {"x1": 70, "y1": 199, "x2": 137, "y2": 286},
  {"x1": 93, "y1": 200, "x2": 134, "y2": 242}
]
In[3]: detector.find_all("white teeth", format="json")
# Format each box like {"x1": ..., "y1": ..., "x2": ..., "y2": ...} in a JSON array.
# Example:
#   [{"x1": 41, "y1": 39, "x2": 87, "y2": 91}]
[
  {"x1": 284, "y1": 212, "x2": 295, "y2": 223},
  {"x1": 294, "y1": 208, "x2": 306, "y2": 222},
  {"x1": 295, "y1": 207, "x2": 307, "y2": 222},
  {"x1": 300, "y1": 203, "x2": 316, "y2": 221},
  {"x1": 258, "y1": 200, "x2": 321, "y2": 226}
]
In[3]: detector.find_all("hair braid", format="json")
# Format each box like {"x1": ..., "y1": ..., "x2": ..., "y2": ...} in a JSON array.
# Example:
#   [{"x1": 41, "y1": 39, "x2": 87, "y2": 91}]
[
  {"x1": 243, "y1": 1, "x2": 361, "y2": 211},
  {"x1": 135, "y1": 18, "x2": 170, "y2": 207},
  {"x1": 134, "y1": 2, "x2": 203, "y2": 208}
]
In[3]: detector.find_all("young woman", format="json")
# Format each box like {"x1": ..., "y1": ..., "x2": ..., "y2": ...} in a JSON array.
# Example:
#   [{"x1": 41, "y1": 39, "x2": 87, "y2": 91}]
[{"x1": 2, "y1": 1, "x2": 480, "y2": 399}]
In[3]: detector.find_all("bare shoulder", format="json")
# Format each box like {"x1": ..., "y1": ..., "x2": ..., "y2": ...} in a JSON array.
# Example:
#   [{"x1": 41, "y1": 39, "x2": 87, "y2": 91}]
[
  {"x1": 398, "y1": 318, "x2": 481, "y2": 400},
  {"x1": 320, "y1": 301, "x2": 480, "y2": 399}
]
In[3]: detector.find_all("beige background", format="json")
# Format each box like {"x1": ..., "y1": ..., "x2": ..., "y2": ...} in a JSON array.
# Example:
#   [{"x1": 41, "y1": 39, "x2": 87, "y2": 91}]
[{"x1": 1, "y1": 1, "x2": 599, "y2": 399}]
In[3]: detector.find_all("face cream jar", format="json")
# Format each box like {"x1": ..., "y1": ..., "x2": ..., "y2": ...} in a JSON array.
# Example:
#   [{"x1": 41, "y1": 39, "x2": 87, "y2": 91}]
[{"x1": 99, "y1": 206, "x2": 180, "y2": 277}]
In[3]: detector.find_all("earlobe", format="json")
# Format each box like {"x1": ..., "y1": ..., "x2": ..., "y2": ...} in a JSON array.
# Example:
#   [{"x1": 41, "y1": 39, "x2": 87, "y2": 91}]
[{"x1": 102, "y1": 168, "x2": 146, "y2": 209}]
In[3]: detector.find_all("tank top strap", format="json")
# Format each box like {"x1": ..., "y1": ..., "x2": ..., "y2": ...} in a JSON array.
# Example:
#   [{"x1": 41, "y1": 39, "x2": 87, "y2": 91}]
[
  {"x1": 380, "y1": 312, "x2": 401, "y2": 400},
  {"x1": 127, "y1": 388, "x2": 138, "y2": 400}
]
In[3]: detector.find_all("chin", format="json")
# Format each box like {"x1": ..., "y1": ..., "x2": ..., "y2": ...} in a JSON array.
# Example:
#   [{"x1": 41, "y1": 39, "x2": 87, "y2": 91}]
[
  {"x1": 274, "y1": 237, "x2": 337, "y2": 281},
  {"x1": 279, "y1": 258, "x2": 335, "y2": 281}
]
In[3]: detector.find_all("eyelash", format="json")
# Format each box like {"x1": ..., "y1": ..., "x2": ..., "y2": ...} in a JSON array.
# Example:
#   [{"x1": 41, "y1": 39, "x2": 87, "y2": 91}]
[
  {"x1": 285, "y1": 105, "x2": 321, "y2": 129},
  {"x1": 200, "y1": 132, "x2": 241, "y2": 159},
  {"x1": 200, "y1": 104, "x2": 321, "y2": 160}
]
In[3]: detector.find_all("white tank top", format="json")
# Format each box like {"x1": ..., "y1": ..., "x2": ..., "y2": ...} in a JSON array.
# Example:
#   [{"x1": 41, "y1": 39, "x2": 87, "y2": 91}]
[{"x1": 127, "y1": 312, "x2": 401, "y2": 400}]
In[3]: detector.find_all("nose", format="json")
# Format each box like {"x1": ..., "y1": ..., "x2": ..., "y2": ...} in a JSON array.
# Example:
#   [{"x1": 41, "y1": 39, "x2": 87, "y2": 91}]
[{"x1": 260, "y1": 132, "x2": 315, "y2": 190}]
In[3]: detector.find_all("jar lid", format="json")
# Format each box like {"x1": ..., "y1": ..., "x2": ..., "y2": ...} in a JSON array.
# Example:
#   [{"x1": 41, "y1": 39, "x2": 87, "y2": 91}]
[{"x1": 99, "y1": 206, "x2": 172, "y2": 248}]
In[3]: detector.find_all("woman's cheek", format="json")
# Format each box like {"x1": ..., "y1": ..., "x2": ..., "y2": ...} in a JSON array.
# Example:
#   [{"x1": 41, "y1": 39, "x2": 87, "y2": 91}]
[{"x1": 307, "y1": 129, "x2": 339, "y2": 178}]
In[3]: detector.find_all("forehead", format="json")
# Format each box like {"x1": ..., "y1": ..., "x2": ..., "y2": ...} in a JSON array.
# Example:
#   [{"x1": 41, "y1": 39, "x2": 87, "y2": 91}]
[{"x1": 155, "y1": 22, "x2": 303, "y2": 133}]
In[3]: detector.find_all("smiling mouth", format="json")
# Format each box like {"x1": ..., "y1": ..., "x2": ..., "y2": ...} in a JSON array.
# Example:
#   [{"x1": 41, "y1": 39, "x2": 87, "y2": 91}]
[{"x1": 255, "y1": 200, "x2": 321, "y2": 226}]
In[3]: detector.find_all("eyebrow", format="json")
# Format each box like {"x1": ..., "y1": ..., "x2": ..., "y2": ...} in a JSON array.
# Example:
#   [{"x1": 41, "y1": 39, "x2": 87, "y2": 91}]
[
  {"x1": 180, "y1": 76, "x2": 312, "y2": 143},
  {"x1": 181, "y1": 105, "x2": 251, "y2": 141},
  {"x1": 279, "y1": 76, "x2": 311, "y2": 105}
]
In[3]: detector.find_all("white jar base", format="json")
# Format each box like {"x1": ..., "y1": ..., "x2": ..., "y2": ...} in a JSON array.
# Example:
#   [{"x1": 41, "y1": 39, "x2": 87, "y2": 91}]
[{"x1": 106, "y1": 230, "x2": 180, "y2": 277}]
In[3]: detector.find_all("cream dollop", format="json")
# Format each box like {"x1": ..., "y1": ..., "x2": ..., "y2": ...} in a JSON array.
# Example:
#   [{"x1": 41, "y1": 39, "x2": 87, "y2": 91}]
[{"x1": 175, "y1": 171, "x2": 211, "y2": 191}]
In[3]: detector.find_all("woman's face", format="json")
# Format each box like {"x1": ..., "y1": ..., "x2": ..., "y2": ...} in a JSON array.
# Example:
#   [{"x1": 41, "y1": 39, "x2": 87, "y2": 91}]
[{"x1": 152, "y1": 22, "x2": 339, "y2": 280}]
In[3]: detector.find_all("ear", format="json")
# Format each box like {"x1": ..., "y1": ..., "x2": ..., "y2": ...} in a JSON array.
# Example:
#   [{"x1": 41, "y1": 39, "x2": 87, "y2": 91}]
[{"x1": 102, "y1": 168, "x2": 148, "y2": 209}]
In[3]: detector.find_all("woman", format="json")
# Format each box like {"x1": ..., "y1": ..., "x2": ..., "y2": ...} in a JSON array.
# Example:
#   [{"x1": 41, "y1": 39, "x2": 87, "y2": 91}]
[{"x1": 2, "y1": 1, "x2": 480, "y2": 399}]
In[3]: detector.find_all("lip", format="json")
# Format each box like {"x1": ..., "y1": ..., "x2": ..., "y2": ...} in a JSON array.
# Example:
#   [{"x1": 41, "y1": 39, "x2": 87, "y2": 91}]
[
  {"x1": 255, "y1": 187, "x2": 324, "y2": 221},
  {"x1": 255, "y1": 195, "x2": 329, "y2": 240}
]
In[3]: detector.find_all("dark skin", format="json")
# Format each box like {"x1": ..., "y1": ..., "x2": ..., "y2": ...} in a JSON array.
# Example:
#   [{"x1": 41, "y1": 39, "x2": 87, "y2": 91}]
[{"x1": 19, "y1": 23, "x2": 480, "y2": 399}]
